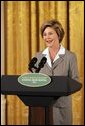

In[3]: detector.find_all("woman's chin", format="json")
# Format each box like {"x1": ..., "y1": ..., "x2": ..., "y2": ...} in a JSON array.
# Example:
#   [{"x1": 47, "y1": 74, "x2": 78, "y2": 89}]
[{"x1": 46, "y1": 43, "x2": 53, "y2": 47}]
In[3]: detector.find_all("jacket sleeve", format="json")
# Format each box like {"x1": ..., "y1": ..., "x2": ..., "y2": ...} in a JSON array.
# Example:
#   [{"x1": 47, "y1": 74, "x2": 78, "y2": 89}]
[{"x1": 69, "y1": 53, "x2": 79, "y2": 81}]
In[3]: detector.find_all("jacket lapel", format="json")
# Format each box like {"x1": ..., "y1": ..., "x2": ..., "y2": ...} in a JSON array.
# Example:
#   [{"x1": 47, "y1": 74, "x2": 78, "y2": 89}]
[
  {"x1": 52, "y1": 54, "x2": 65, "y2": 69},
  {"x1": 41, "y1": 46, "x2": 66, "y2": 70}
]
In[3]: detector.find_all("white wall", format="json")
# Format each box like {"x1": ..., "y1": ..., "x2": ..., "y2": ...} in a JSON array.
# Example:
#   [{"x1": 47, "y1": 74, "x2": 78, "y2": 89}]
[{"x1": 1, "y1": 1, "x2": 6, "y2": 125}]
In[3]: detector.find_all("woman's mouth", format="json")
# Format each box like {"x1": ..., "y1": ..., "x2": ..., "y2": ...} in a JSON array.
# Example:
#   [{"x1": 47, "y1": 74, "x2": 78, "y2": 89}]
[{"x1": 46, "y1": 40, "x2": 53, "y2": 43}]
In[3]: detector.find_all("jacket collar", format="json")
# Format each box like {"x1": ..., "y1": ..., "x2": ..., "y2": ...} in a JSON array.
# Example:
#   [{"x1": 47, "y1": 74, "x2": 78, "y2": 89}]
[{"x1": 42, "y1": 44, "x2": 65, "y2": 68}]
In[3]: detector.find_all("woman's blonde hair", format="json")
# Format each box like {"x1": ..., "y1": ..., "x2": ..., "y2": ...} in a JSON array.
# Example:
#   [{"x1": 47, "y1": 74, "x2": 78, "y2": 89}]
[{"x1": 41, "y1": 19, "x2": 65, "y2": 43}]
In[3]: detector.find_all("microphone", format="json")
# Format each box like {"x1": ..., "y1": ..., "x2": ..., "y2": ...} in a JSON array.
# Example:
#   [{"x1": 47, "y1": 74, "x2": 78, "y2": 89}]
[
  {"x1": 28, "y1": 57, "x2": 37, "y2": 72},
  {"x1": 35, "y1": 57, "x2": 47, "y2": 73}
]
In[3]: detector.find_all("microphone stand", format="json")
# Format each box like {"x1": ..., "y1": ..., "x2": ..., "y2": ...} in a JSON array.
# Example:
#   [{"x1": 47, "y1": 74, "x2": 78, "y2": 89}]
[{"x1": 29, "y1": 66, "x2": 37, "y2": 73}]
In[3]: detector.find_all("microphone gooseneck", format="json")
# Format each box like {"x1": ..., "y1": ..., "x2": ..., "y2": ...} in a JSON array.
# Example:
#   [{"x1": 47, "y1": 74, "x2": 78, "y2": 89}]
[
  {"x1": 28, "y1": 57, "x2": 37, "y2": 72},
  {"x1": 35, "y1": 57, "x2": 47, "y2": 73}
]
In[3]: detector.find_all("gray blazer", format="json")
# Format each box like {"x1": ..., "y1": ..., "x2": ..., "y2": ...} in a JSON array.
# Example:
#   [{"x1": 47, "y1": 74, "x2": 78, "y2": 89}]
[
  {"x1": 35, "y1": 49, "x2": 79, "y2": 125},
  {"x1": 36, "y1": 49, "x2": 79, "y2": 80}
]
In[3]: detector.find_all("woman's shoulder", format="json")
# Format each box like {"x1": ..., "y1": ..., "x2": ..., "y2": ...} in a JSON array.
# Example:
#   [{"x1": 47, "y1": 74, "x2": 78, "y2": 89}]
[
  {"x1": 35, "y1": 51, "x2": 45, "y2": 60},
  {"x1": 35, "y1": 51, "x2": 43, "y2": 56},
  {"x1": 65, "y1": 49, "x2": 77, "y2": 59}
]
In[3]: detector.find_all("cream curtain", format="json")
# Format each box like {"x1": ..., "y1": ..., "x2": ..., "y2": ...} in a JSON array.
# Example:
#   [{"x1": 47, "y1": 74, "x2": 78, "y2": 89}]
[{"x1": 4, "y1": 1, "x2": 84, "y2": 125}]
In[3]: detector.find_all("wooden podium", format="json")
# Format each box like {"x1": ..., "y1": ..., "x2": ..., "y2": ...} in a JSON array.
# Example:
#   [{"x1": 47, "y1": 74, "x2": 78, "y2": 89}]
[{"x1": 1, "y1": 75, "x2": 82, "y2": 125}]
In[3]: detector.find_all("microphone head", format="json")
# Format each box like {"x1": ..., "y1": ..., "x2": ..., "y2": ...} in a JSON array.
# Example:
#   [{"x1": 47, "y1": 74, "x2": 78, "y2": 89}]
[
  {"x1": 28, "y1": 57, "x2": 37, "y2": 68},
  {"x1": 38, "y1": 57, "x2": 47, "y2": 68}
]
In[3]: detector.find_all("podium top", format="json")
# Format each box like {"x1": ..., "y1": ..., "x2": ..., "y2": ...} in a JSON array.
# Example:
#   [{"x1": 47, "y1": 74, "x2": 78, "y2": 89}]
[{"x1": 1, "y1": 75, "x2": 82, "y2": 97}]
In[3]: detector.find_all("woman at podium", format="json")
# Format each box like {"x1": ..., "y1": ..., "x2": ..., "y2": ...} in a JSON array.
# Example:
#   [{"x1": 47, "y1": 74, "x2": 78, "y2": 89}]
[{"x1": 34, "y1": 19, "x2": 79, "y2": 125}]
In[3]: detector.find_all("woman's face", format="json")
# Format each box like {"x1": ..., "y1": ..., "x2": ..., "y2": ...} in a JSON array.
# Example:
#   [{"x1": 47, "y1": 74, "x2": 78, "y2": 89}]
[{"x1": 43, "y1": 27, "x2": 59, "y2": 48}]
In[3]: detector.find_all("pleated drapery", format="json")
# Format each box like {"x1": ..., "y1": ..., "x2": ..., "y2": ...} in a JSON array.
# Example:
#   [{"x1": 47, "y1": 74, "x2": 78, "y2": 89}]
[{"x1": 4, "y1": 1, "x2": 84, "y2": 125}]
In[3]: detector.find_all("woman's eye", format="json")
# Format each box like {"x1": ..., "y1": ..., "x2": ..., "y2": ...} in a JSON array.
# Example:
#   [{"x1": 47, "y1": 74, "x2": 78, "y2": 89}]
[
  {"x1": 49, "y1": 32, "x2": 53, "y2": 35},
  {"x1": 43, "y1": 32, "x2": 53, "y2": 36},
  {"x1": 43, "y1": 33, "x2": 46, "y2": 36}
]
